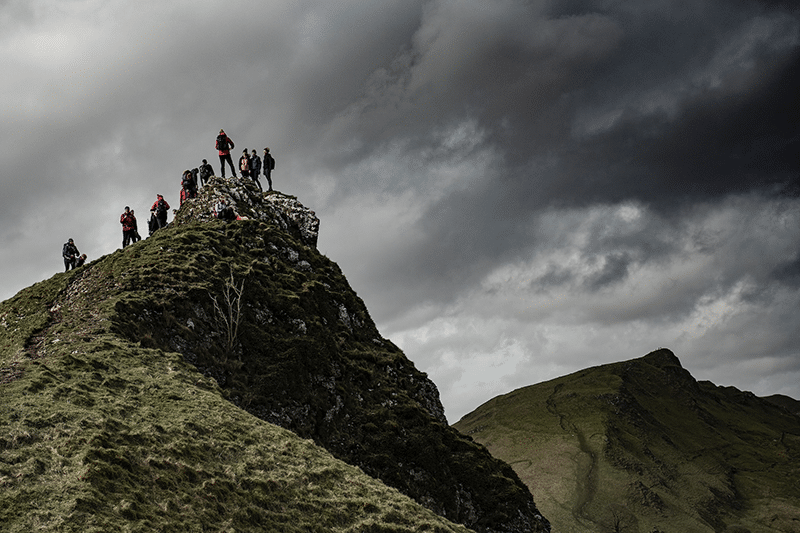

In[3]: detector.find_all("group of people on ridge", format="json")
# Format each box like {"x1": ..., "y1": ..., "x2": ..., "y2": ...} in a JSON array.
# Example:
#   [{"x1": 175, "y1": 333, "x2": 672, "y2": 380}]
[
  {"x1": 63, "y1": 129, "x2": 276, "y2": 271},
  {"x1": 120, "y1": 194, "x2": 170, "y2": 249},
  {"x1": 216, "y1": 129, "x2": 275, "y2": 192}
]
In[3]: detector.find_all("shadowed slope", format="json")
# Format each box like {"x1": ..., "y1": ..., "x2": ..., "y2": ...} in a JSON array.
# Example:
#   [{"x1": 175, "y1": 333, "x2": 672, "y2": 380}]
[{"x1": 0, "y1": 269, "x2": 471, "y2": 532}]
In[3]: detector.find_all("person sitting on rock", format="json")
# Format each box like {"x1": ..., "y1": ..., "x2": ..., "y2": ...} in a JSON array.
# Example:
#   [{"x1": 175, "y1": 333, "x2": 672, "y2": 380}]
[
  {"x1": 75, "y1": 254, "x2": 87, "y2": 268},
  {"x1": 214, "y1": 198, "x2": 237, "y2": 222}
]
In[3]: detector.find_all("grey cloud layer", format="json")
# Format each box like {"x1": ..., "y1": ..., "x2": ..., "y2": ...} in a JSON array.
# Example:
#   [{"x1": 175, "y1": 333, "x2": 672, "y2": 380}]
[{"x1": 1, "y1": 0, "x2": 798, "y2": 420}]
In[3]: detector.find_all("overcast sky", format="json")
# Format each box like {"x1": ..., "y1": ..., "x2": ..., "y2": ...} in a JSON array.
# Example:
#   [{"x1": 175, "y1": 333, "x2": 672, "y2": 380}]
[{"x1": 2, "y1": 0, "x2": 798, "y2": 422}]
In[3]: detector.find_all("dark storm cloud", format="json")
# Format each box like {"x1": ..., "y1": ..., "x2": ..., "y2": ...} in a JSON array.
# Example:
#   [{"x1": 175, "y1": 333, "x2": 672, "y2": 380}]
[
  {"x1": 318, "y1": 0, "x2": 799, "y2": 320},
  {"x1": 1, "y1": 0, "x2": 798, "y2": 421}
]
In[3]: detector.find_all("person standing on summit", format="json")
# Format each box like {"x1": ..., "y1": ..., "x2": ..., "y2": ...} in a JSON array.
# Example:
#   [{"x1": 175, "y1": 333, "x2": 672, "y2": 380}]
[
  {"x1": 239, "y1": 149, "x2": 251, "y2": 179},
  {"x1": 263, "y1": 147, "x2": 275, "y2": 191},
  {"x1": 151, "y1": 194, "x2": 170, "y2": 231},
  {"x1": 249, "y1": 149, "x2": 262, "y2": 191},
  {"x1": 216, "y1": 129, "x2": 236, "y2": 178},
  {"x1": 120, "y1": 206, "x2": 137, "y2": 248}
]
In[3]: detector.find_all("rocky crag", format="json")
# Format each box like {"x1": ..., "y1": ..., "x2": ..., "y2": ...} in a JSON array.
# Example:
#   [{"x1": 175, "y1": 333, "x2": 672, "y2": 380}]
[
  {"x1": 0, "y1": 176, "x2": 549, "y2": 533},
  {"x1": 455, "y1": 349, "x2": 800, "y2": 533}
]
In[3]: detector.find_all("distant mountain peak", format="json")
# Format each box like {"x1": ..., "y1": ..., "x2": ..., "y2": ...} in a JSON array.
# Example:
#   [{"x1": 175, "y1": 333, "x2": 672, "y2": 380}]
[
  {"x1": 640, "y1": 347, "x2": 682, "y2": 369},
  {"x1": 455, "y1": 349, "x2": 800, "y2": 533}
]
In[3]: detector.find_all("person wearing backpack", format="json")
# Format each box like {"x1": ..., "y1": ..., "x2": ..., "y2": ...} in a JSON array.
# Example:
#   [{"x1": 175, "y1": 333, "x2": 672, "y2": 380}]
[
  {"x1": 249, "y1": 149, "x2": 262, "y2": 191},
  {"x1": 239, "y1": 149, "x2": 251, "y2": 179},
  {"x1": 148, "y1": 210, "x2": 159, "y2": 236},
  {"x1": 120, "y1": 206, "x2": 137, "y2": 248},
  {"x1": 150, "y1": 194, "x2": 170, "y2": 230},
  {"x1": 131, "y1": 210, "x2": 142, "y2": 242},
  {"x1": 199, "y1": 159, "x2": 214, "y2": 186},
  {"x1": 62, "y1": 238, "x2": 80, "y2": 271},
  {"x1": 263, "y1": 147, "x2": 275, "y2": 191},
  {"x1": 216, "y1": 129, "x2": 236, "y2": 178},
  {"x1": 181, "y1": 169, "x2": 197, "y2": 202}
]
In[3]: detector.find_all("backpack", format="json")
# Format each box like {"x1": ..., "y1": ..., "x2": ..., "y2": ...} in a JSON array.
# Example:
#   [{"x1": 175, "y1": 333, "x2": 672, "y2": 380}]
[
  {"x1": 148, "y1": 214, "x2": 158, "y2": 235},
  {"x1": 216, "y1": 134, "x2": 228, "y2": 151},
  {"x1": 182, "y1": 171, "x2": 195, "y2": 189},
  {"x1": 157, "y1": 199, "x2": 167, "y2": 214}
]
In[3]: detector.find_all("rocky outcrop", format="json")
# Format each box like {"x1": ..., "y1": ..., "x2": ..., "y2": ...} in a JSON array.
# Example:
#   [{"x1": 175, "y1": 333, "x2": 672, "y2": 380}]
[
  {"x1": 172, "y1": 176, "x2": 320, "y2": 248},
  {"x1": 108, "y1": 186, "x2": 550, "y2": 533}
]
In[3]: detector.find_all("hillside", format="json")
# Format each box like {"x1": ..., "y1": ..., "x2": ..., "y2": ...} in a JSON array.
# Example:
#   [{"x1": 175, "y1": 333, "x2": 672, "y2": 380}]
[
  {"x1": 0, "y1": 176, "x2": 549, "y2": 533},
  {"x1": 454, "y1": 349, "x2": 800, "y2": 533}
]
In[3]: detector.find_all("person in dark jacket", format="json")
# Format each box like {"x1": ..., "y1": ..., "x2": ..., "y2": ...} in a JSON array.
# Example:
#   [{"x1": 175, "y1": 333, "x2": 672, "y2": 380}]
[
  {"x1": 199, "y1": 159, "x2": 214, "y2": 186},
  {"x1": 263, "y1": 147, "x2": 275, "y2": 191},
  {"x1": 120, "y1": 206, "x2": 137, "y2": 248},
  {"x1": 148, "y1": 211, "x2": 159, "y2": 236},
  {"x1": 62, "y1": 238, "x2": 80, "y2": 271},
  {"x1": 216, "y1": 129, "x2": 236, "y2": 178},
  {"x1": 181, "y1": 170, "x2": 197, "y2": 204},
  {"x1": 249, "y1": 149, "x2": 262, "y2": 191},
  {"x1": 131, "y1": 210, "x2": 141, "y2": 242},
  {"x1": 151, "y1": 194, "x2": 170, "y2": 230}
]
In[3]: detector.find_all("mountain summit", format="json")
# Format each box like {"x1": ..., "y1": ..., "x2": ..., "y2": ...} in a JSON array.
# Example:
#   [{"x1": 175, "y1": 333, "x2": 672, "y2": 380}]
[
  {"x1": 454, "y1": 349, "x2": 800, "y2": 533},
  {"x1": 0, "y1": 177, "x2": 549, "y2": 533}
]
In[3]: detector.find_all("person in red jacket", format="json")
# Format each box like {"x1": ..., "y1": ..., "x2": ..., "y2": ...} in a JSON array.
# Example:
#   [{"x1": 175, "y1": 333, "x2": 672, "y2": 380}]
[
  {"x1": 216, "y1": 129, "x2": 236, "y2": 178},
  {"x1": 120, "y1": 206, "x2": 137, "y2": 248},
  {"x1": 150, "y1": 194, "x2": 170, "y2": 230}
]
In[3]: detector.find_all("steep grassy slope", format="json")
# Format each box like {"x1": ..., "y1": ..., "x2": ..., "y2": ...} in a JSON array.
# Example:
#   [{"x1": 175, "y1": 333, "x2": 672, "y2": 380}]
[
  {"x1": 454, "y1": 349, "x2": 800, "y2": 533},
  {"x1": 0, "y1": 270, "x2": 471, "y2": 533},
  {"x1": 1, "y1": 178, "x2": 549, "y2": 533}
]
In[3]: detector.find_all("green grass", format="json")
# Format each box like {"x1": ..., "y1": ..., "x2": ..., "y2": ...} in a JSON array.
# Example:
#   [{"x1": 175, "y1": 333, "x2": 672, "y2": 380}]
[
  {"x1": 0, "y1": 278, "x2": 473, "y2": 532},
  {"x1": 454, "y1": 349, "x2": 800, "y2": 533}
]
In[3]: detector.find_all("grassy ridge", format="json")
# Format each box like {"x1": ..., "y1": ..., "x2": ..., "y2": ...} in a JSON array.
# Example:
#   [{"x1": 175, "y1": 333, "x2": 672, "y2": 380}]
[
  {"x1": 454, "y1": 349, "x2": 800, "y2": 533},
  {"x1": 1, "y1": 184, "x2": 549, "y2": 532},
  {"x1": 84, "y1": 179, "x2": 548, "y2": 533},
  {"x1": 0, "y1": 241, "x2": 473, "y2": 532}
]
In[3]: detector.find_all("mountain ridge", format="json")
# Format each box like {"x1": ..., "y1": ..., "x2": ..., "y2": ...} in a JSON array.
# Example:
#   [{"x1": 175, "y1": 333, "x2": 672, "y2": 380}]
[
  {"x1": 0, "y1": 176, "x2": 549, "y2": 533},
  {"x1": 454, "y1": 349, "x2": 800, "y2": 533}
]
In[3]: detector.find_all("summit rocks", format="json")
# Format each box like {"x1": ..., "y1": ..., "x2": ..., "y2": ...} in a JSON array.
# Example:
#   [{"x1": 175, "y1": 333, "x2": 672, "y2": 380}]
[{"x1": 173, "y1": 176, "x2": 320, "y2": 248}]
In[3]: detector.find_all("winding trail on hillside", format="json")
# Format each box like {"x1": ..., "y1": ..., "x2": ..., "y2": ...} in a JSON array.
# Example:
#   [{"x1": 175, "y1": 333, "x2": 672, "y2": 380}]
[{"x1": 546, "y1": 384, "x2": 598, "y2": 525}]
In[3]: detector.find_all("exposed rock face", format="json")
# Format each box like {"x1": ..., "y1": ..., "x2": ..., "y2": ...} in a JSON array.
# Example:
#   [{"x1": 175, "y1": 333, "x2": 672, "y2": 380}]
[
  {"x1": 109, "y1": 181, "x2": 550, "y2": 533},
  {"x1": 173, "y1": 176, "x2": 320, "y2": 248},
  {"x1": 0, "y1": 260, "x2": 477, "y2": 533}
]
